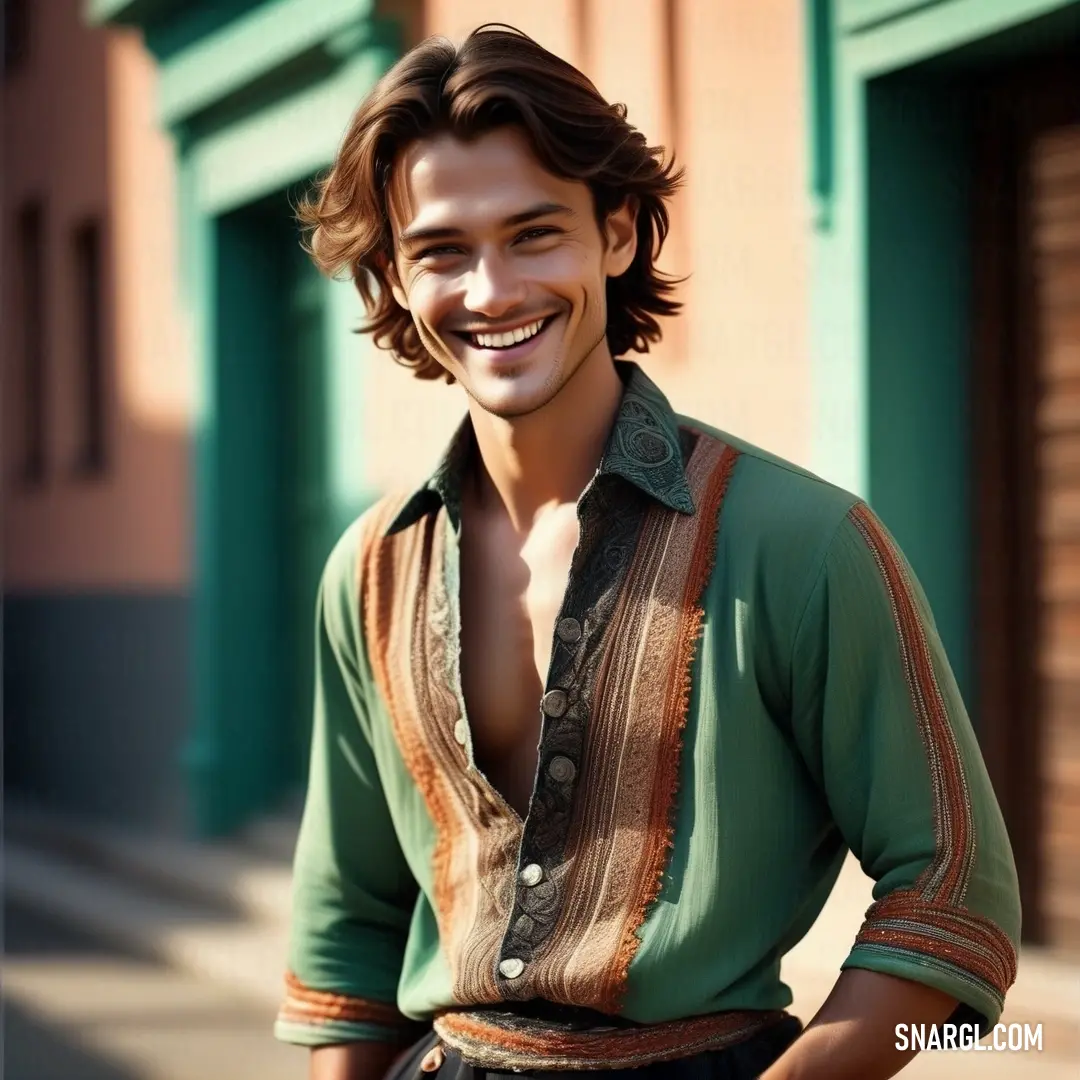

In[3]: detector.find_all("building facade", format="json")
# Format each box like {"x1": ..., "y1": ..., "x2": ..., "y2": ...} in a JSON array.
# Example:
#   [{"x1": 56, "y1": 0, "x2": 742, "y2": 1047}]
[
  {"x1": 3, "y1": 0, "x2": 192, "y2": 831},
  {"x1": 2, "y1": 0, "x2": 1077, "y2": 953}
]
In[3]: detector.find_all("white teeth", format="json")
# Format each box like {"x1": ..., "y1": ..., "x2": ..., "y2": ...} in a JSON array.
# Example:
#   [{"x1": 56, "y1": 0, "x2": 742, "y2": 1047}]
[{"x1": 473, "y1": 318, "x2": 544, "y2": 349}]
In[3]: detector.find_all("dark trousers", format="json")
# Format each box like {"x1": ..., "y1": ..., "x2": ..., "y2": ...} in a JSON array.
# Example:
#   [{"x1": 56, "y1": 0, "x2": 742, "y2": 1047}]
[{"x1": 386, "y1": 1017, "x2": 802, "y2": 1080}]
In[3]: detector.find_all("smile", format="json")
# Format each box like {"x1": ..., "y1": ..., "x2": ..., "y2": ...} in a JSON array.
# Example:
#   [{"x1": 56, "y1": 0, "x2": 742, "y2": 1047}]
[{"x1": 461, "y1": 316, "x2": 553, "y2": 350}]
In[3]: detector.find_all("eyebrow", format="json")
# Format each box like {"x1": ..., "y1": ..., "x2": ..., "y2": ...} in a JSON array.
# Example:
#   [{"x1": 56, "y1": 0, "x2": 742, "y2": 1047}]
[{"x1": 397, "y1": 201, "x2": 576, "y2": 247}]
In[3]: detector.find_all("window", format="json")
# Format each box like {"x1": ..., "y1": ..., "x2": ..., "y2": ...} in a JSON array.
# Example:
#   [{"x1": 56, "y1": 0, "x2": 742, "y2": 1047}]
[
  {"x1": 72, "y1": 218, "x2": 107, "y2": 475},
  {"x1": 17, "y1": 201, "x2": 46, "y2": 485}
]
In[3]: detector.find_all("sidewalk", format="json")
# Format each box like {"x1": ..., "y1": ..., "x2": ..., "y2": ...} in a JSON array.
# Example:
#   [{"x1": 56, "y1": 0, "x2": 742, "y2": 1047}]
[
  {"x1": 5, "y1": 799, "x2": 1077, "y2": 1077},
  {"x1": 4, "y1": 799, "x2": 294, "y2": 1009},
  {"x1": 4, "y1": 900, "x2": 301, "y2": 1080}
]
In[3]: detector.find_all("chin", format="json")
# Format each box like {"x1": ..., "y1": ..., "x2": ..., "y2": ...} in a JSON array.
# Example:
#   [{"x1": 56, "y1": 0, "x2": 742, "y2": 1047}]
[
  {"x1": 463, "y1": 361, "x2": 566, "y2": 420},
  {"x1": 467, "y1": 380, "x2": 559, "y2": 420}
]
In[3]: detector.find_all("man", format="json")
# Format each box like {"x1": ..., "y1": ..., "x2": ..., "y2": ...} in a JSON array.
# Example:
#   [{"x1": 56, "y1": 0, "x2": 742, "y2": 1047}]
[{"x1": 275, "y1": 25, "x2": 1020, "y2": 1080}]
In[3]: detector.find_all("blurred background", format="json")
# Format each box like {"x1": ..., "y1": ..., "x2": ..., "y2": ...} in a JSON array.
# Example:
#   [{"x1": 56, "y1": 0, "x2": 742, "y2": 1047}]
[{"x1": 2, "y1": 0, "x2": 1078, "y2": 1077}]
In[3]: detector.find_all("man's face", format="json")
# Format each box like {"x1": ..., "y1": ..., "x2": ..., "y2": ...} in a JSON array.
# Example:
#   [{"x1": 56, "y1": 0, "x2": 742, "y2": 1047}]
[{"x1": 387, "y1": 127, "x2": 637, "y2": 418}]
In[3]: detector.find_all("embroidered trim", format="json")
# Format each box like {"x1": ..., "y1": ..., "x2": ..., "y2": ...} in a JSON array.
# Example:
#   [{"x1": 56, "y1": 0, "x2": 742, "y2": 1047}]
[
  {"x1": 513, "y1": 435, "x2": 740, "y2": 1014},
  {"x1": 853, "y1": 890, "x2": 1017, "y2": 1009},
  {"x1": 495, "y1": 472, "x2": 654, "y2": 992},
  {"x1": 604, "y1": 438, "x2": 740, "y2": 1011},
  {"x1": 846, "y1": 504, "x2": 1017, "y2": 1003},
  {"x1": 278, "y1": 971, "x2": 414, "y2": 1029},
  {"x1": 847, "y1": 503, "x2": 975, "y2": 907},
  {"x1": 361, "y1": 496, "x2": 520, "y2": 1007},
  {"x1": 434, "y1": 1007, "x2": 791, "y2": 1072}
]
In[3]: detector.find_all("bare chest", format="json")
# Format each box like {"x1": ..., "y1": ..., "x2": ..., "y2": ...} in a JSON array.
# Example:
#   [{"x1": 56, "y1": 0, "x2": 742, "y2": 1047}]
[{"x1": 458, "y1": 508, "x2": 579, "y2": 817}]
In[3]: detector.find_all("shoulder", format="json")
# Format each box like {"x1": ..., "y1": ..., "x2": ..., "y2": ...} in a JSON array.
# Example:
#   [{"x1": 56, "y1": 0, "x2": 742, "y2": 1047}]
[
  {"x1": 678, "y1": 420, "x2": 899, "y2": 661},
  {"x1": 684, "y1": 418, "x2": 861, "y2": 566},
  {"x1": 685, "y1": 422, "x2": 926, "y2": 644}
]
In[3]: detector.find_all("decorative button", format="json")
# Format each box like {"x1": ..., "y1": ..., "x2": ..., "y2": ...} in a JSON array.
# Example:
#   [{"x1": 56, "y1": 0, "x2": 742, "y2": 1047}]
[
  {"x1": 547, "y1": 755, "x2": 576, "y2": 783},
  {"x1": 557, "y1": 617, "x2": 582, "y2": 644},
  {"x1": 453, "y1": 718, "x2": 469, "y2": 745},
  {"x1": 499, "y1": 957, "x2": 525, "y2": 979},
  {"x1": 541, "y1": 689, "x2": 568, "y2": 717},
  {"x1": 520, "y1": 863, "x2": 543, "y2": 887},
  {"x1": 512, "y1": 913, "x2": 537, "y2": 939}
]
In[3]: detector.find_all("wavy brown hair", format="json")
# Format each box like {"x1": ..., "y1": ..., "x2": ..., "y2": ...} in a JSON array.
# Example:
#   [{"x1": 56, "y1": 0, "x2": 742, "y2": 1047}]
[{"x1": 297, "y1": 24, "x2": 684, "y2": 382}]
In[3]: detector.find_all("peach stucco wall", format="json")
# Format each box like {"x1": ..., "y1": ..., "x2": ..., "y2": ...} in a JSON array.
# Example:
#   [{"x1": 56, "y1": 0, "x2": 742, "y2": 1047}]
[
  {"x1": 663, "y1": 2, "x2": 809, "y2": 454},
  {"x1": 2, "y1": 2, "x2": 191, "y2": 591},
  {"x1": 362, "y1": 0, "x2": 810, "y2": 495}
]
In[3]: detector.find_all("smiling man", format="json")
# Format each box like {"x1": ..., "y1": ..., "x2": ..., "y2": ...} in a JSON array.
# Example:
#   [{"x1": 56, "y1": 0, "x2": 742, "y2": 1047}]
[{"x1": 274, "y1": 25, "x2": 1021, "y2": 1080}]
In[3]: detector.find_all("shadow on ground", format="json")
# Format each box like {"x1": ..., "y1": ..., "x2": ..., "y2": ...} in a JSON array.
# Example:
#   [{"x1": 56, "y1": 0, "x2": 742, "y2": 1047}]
[
  {"x1": 3, "y1": 899, "x2": 302, "y2": 1080},
  {"x1": 5, "y1": 899, "x2": 146, "y2": 1079},
  {"x1": 4, "y1": 1000, "x2": 145, "y2": 1080}
]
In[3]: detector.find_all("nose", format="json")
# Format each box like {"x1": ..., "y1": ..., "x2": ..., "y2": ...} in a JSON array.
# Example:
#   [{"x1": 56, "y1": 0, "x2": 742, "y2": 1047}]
[{"x1": 463, "y1": 251, "x2": 527, "y2": 319}]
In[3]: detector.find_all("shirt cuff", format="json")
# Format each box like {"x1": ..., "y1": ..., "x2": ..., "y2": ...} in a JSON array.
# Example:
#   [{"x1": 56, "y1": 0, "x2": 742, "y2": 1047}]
[
  {"x1": 840, "y1": 889, "x2": 1018, "y2": 1032},
  {"x1": 274, "y1": 970, "x2": 422, "y2": 1047}
]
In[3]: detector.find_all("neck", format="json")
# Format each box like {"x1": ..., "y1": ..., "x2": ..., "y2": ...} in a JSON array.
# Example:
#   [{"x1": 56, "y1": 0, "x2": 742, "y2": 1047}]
[{"x1": 466, "y1": 347, "x2": 624, "y2": 533}]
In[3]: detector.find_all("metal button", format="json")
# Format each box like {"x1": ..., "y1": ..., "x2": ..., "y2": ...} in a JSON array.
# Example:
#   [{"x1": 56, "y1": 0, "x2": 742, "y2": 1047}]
[
  {"x1": 547, "y1": 755, "x2": 576, "y2": 783},
  {"x1": 520, "y1": 863, "x2": 543, "y2": 887},
  {"x1": 453, "y1": 718, "x2": 469, "y2": 745},
  {"x1": 541, "y1": 689, "x2": 568, "y2": 718},
  {"x1": 499, "y1": 957, "x2": 525, "y2": 979},
  {"x1": 557, "y1": 617, "x2": 582, "y2": 644}
]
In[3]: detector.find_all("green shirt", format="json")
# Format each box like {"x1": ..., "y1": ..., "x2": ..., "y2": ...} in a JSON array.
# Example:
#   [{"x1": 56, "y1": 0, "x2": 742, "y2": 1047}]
[{"x1": 276, "y1": 362, "x2": 1019, "y2": 1070}]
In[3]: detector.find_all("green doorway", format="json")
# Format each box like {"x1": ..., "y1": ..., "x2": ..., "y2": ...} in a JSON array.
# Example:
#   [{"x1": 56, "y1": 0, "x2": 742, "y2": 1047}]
[
  {"x1": 211, "y1": 184, "x2": 333, "y2": 831},
  {"x1": 860, "y1": 8, "x2": 1080, "y2": 945}
]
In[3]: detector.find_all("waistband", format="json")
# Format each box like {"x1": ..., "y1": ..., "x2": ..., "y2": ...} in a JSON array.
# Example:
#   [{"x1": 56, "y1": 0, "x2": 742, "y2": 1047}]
[{"x1": 432, "y1": 1005, "x2": 798, "y2": 1072}]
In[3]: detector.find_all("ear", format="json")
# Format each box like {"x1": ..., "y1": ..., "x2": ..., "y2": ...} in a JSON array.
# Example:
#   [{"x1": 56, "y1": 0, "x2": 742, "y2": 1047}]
[
  {"x1": 602, "y1": 196, "x2": 639, "y2": 279},
  {"x1": 382, "y1": 256, "x2": 409, "y2": 311}
]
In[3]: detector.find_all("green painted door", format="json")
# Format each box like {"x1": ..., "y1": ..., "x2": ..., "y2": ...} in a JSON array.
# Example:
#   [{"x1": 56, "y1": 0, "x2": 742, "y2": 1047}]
[
  {"x1": 280, "y1": 217, "x2": 332, "y2": 793},
  {"x1": 212, "y1": 184, "x2": 332, "y2": 829},
  {"x1": 865, "y1": 70, "x2": 974, "y2": 708}
]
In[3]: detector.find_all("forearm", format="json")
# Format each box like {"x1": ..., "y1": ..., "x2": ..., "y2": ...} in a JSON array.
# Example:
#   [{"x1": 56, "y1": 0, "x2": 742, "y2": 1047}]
[
  {"x1": 309, "y1": 1040, "x2": 404, "y2": 1080},
  {"x1": 760, "y1": 969, "x2": 958, "y2": 1080}
]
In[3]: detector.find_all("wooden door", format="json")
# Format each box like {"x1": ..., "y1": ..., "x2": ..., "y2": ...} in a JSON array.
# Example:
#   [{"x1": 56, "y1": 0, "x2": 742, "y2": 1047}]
[
  {"x1": 973, "y1": 59, "x2": 1080, "y2": 952},
  {"x1": 1030, "y1": 122, "x2": 1080, "y2": 951}
]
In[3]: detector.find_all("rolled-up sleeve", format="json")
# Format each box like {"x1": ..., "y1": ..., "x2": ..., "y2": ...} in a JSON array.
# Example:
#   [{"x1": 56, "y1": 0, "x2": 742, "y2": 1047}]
[
  {"x1": 275, "y1": 525, "x2": 421, "y2": 1047},
  {"x1": 790, "y1": 502, "x2": 1021, "y2": 1031}
]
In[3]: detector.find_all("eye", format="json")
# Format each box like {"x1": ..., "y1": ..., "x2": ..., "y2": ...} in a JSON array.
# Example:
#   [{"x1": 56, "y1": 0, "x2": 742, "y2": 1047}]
[
  {"x1": 414, "y1": 244, "x2": 464, "y2": 261},
  {"x1": 514, "y1": 226, "x2": 559, "y2": 244}
]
